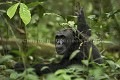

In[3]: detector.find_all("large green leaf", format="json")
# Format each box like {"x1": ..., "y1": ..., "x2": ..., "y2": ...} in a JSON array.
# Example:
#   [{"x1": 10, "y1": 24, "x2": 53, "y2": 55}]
[
  {"x1": 19, "y1": 3, "x2": 31, "y2": 25},
  {"x1": 69, "y1": 50, "x2": 80, "y2": 60},
  {"x1": 7, "y1": 3, "x2": 19, "y2": 19}
]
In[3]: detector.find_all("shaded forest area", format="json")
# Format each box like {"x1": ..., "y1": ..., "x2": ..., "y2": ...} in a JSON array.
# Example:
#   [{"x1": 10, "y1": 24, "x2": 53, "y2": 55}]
[{"x1": 0, "y1": 0, "x2": 120, "y2": 80}]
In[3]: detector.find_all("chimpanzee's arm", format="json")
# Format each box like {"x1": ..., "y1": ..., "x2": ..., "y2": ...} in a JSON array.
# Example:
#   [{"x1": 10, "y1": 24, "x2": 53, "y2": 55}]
[
  {"x1": 33, "y1": 62, "x2": 68, "y2": 75},
  {"x1": 14, "y1": 58, "x2": 71, "y2": 76},
  {"x1": 77, "y1": 8, "x2": 91, "y2": 37}
]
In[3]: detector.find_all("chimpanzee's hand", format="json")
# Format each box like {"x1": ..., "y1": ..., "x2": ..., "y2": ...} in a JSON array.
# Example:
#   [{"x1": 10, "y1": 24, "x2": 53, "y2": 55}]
[{"x1": 14, "y1": 62, "x2": 24, "y2": 72}]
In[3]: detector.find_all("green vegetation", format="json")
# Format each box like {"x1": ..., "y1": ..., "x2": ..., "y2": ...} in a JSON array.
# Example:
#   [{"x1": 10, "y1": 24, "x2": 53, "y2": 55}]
[{"x1": 0, "y1": 0, "x2": 120, "y2": 80}]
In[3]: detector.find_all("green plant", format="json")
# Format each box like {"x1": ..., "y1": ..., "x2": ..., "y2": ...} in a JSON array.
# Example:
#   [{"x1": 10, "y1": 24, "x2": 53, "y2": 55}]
[{"x1": 7, "y1": 2, "x2": 31, "y2": 25}]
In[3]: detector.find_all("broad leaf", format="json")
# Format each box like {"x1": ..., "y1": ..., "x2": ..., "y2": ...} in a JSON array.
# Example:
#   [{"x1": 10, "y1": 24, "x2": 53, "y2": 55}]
[
  {"x1": 106, "y1": 60, "x2": 116, "y2": 69},
  {"x1": 0, "y1": 55, "x2": 13, "y2": 64},
  {"x1": 55, "y1": 69, "x2": 66, "y2": 75},
  {"x1": 19, "y1": 3, "x2": 31, "y2": 25},
  {"x1": 62, "y1": 74, "x2": 71, "y2": 80},
  {"x1": 69, "y1": 50, "x2": 80, "y2": 60},
  {"x1": 82, "y1": 60, "x2": 89, "y2": 66},
  {"x1": 10, "y1": 72, "x2": 19, "y2": 79},
  {"x1": 7, "y1": 3, "x2": 19, "y2": 19}
]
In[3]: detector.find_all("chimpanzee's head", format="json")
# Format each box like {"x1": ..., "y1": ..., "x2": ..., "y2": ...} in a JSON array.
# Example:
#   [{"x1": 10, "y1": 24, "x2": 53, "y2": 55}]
[{"x1": 55, "y1": 28, "x2": 81, "y2": 55}]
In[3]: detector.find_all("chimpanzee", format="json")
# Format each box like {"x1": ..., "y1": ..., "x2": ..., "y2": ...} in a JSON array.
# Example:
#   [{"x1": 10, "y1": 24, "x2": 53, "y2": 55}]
[{"x1": 14, "y1": 8, "x2": 102, "y2": 75}]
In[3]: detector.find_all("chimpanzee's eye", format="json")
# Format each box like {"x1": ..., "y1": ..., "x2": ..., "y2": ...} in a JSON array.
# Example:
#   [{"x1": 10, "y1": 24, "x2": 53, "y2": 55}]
[
  {"x1": 56, "y1": 38, "x2": 65, "y2": 45},
  {"x1": 55, "y1": 35, "x2": 66, "y2": 45}
]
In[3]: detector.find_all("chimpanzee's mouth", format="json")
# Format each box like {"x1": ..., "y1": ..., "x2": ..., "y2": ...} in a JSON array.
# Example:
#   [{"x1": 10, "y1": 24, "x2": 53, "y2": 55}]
[
  {"x1": 56, "y1": 47, "x2": 65, "y2": 54},
  {"x1": 56, "y1": 48, "x2": 62, "y2": 52}
]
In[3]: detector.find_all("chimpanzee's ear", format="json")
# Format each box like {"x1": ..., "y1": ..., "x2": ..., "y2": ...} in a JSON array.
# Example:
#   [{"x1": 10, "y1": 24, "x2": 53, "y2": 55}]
[{"x1": 77, "y1": 8, "x2": 91, "y2": 37}]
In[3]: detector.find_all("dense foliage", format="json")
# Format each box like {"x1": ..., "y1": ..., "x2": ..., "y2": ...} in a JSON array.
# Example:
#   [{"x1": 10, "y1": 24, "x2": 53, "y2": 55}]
[{"x1": 0, "y1": 0, "x2": 120, "y2": 80}]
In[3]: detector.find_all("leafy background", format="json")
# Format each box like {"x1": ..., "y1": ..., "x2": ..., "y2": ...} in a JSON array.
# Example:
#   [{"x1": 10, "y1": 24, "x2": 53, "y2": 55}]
[{"x1": 0, "y1": 0, "x2": 120, "y2": 80}]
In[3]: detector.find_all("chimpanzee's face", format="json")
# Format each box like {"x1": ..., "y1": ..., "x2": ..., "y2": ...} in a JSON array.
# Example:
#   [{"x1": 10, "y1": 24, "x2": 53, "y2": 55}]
[{"x1": 55, "y1": 29, "x2": 75, "y2": 55}]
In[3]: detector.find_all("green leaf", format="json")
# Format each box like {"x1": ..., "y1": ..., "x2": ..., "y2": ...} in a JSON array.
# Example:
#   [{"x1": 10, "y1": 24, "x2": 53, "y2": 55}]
[
  {"x1": 30, "y1": 14, "x2": 39, "y2": 24},
  {"x1": 19, "y1": 3, "x2": 31, "y2": 25},
  {"x1": 11, "y1": 50, "x2": 25, "y2": 57},
  {"x1": 44, "y1": 13, "x2": 61, "y2": 17},
  {"x1": 27, "y1": 1, "x2": 41, "y2": 8},
  {"x1": 0, "y1": 55, "x2": 13, "y2": 64},
  {"x1": 5, "y1": 69, "x2": 15, "y2": 73},
  {"x1": 62, "y1": 74, "x2": 71, "y2": 80},
  {"x1": 82, "y1": 60, "x2": 89, "y2": 66},
  {"x1": 87, "y1": 15, "x2": 96, "y2": 20},
  {"x1": 26, "y1": 47, "x2": 37, "y2": 57},
  {"x1": 41, "y1": 66, "x2": 49, "y2": 71},
  {"x1": 88, "y1": 46, "x2": 92, "y2": 61},
  {"x1": 25, "y1": 68, "x2": 34, "y2": 72},
  {"x1": 117, "y1": 59, "x2": 120, "y2": 66},
  {"x1": 89, "y1": 67, "x2": 103, "y2": 80},
  {"x1": 0, "y1": 65, "x2": 6, "y2": 69},
  {"x1": 69, "y1": 50, "x2": 80, "y2": 60},
  {"x1": 55, "y1": 69, "x2": 66, "y2": 76},
  {"x1": 10, "y1": 72, "x2": 19, "y2": 79},
  {"x1": 106, "y1": 60, "x2": 116, "y2": 69},
  {"x1": 68, "y1": 21, "x2": 75, "y2": 27},
  {"x1": 7, "y1": 3, "x2": 19, "y2": 19},
  {"x1": 75, "y1": 78, "x2": 85, "y2": 80},
  {"x1": 46, "y1": 74, "x2": 62, "y2": 80}
]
